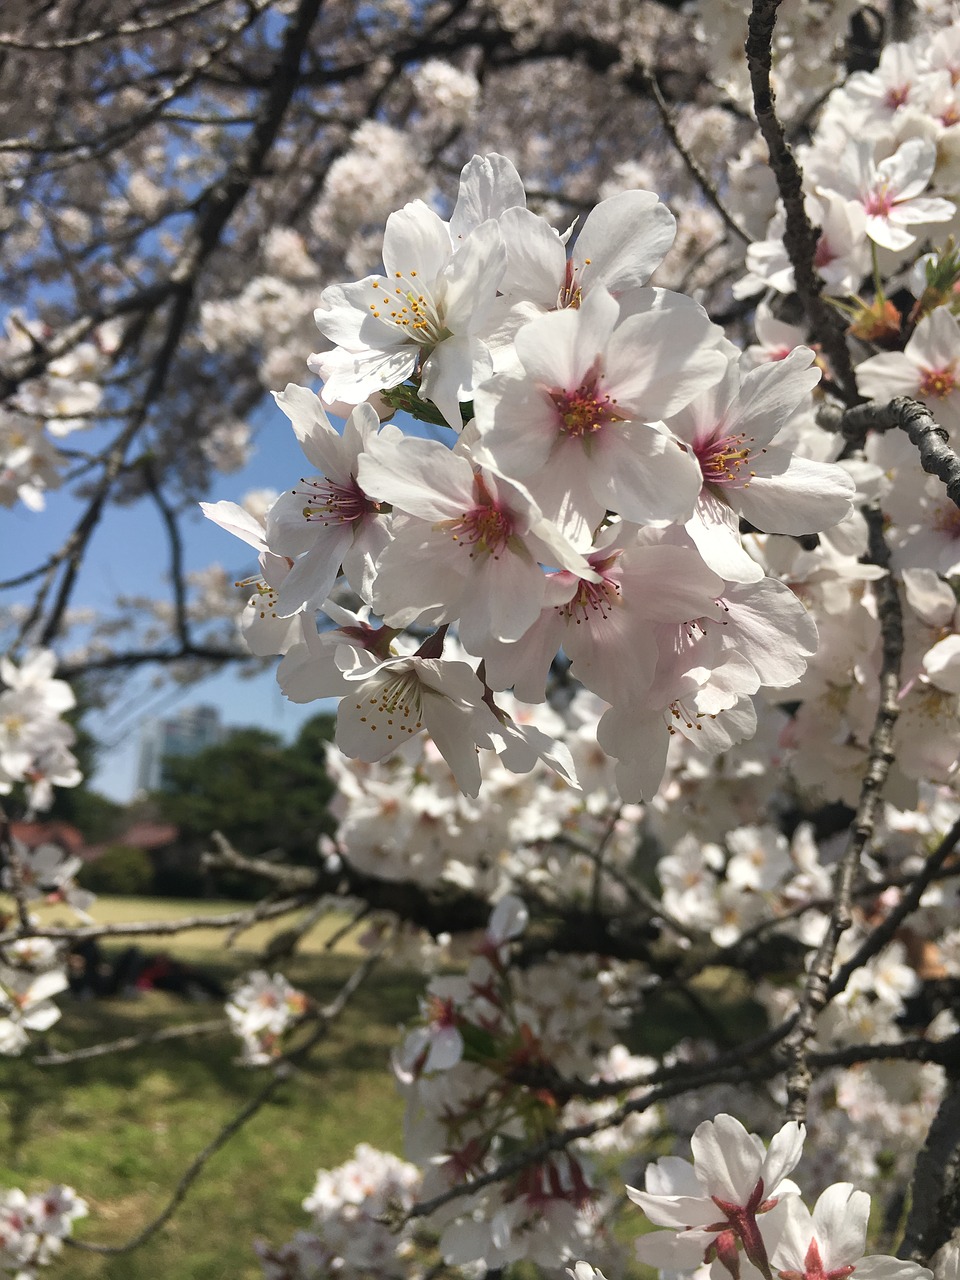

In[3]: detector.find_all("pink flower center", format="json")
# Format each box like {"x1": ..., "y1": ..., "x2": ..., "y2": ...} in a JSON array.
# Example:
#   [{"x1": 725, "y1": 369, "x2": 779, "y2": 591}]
[
  {"x1": 863, "y1": 184, "x2": 895, "y2": 218},
  {"x1": 919, "y1": 365, "x2": 956, "y2": 398},
  {"x1": 933, "y1": 501, "x2": 960, "y2": 537},
  {"x1": 454, "y1": 506, "x2": 510, "y2": 555},
  {"x1": 778, "y1": 1239, "x2": 857, "y2": 1280},
  {"x1": 884, "y1": 84, "x2": 910, "y2": 110},
  {"x1": 556, "y1": 576, "x2": 621, "y2": 622},
  {"x1": 444, "y1": 478, "x2": 514, "y2": 558},
  {"x1": 427, "y1": 994, "x2": 458, "y2": 1029},
  {"x1": 814, "y1": 235, "x2": 837, "y2": 269},
  {"x1": 296, "y1": 474, "x2": 376, "y2": 525},
  {"x1": 550, "y1": 375, "x2": 621, "y2": 438},
  {"x1": 558, "y1": 256, "x2": 591, "y2": 309},
  {"x1": 693, "y1": 429, "x2": 764, "y2": 488}
]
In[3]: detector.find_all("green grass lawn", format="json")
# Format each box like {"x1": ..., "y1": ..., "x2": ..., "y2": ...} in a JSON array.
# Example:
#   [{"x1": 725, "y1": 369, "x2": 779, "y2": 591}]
[
  {"x1": 0, "y1": 897, "x2": 418, "y2": 1279},
  {"x1": 32, "y1": 892, "x2": 367, "y2": 956}
]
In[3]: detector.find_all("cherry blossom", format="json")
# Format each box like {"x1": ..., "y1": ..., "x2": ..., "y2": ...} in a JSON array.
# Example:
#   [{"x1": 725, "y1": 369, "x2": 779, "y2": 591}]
[
  {"x1": 335, "y1": 652, "x2": 492, "y2": 797},
  {"x1": 628, "y1": 1114, "x2": 804, "y2": 1276},
  {"x1": 856, "y1": 306, "x2": 960, "y2": 434},
  {"x1": 766, "y1": 1184, "x2": 933, "y2": 1280},
  {"x1": 473, "y1": 285, "x2": 726, "y2": 538},
  {"x1": 356, "y1": 434, "x2": 596, "y2": 653},
  {"x1": 666, "y1": 347, "x2": 854, "y2": 582},
  {"x1": 312, "y1": 200, "x2": 506, "y2": 429},
  {"x1": 821, "y1": 137, "x2": 954, "y2": 253}
]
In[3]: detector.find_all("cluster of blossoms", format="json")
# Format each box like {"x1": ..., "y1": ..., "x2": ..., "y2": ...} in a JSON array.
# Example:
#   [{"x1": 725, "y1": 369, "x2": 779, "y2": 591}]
[
  {"x1": 0, "y1": 651, "x2": 80, "y2": 812},
  {"x1": 225, "y1": 970, "x2": 309, "y2": 1065},
  {"x1": 0, "y1": 1185, "x2": 86, "y2": 1279},
  {"x1": 0, "y1": 841, "x2": 92, "y2": 1056},
  {"x1": 201, "y1": 32, "x2": 960, "y2": 1267},
  {"x1": 718, "y1": 15, "x2": 960, "y2": 807},
  {"x1": 388, "y1": 896, "x2": 650, "y2": 1271},
  {"x1": 0, "y1": 315, "x2": 120, "y2": 512},
  {"x1": 13, "y1": 7, "x2": 960, "y2": 1279},
  {"x1": 741, "y1": 18, "x2": 960, "y2": 303},
  {"x1": 255, "y1": 1143, "x2": 421, "y2": 1280},
  {"x1": 320, "y1": 686, "x2": 640, "y2": 899},
  {"x1": 692, "y1": 0, "x2": 862, "y2": 119},
  {"x1": 317, "y1": 685, "x2": 956, "y2": 1225},
  {"x1": 206, "y1": 150, "x2": 854, "y2": 801}
]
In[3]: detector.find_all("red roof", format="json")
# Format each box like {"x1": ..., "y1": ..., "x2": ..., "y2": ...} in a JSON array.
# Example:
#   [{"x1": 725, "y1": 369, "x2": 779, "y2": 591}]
[
  {"x1": 9, "y1": 820, "x2": 85, "y2": 855},
  {"x1": 117, "y1": 822, "x2": 179, "y2": 849}
]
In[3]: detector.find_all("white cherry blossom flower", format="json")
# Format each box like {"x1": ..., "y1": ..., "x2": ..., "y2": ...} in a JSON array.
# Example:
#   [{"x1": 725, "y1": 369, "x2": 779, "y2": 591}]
[
  {"x1": 356, "y1": 434, "x2": 595, "y2": 654},
  {"x1": 856, "y1": 306, "x2": 960, "y2": 434},
  {"x1": 312, "y1": 201, "x2": 506, "y2": 428},
  {"x1": 263, "y1": 388, "x2": 398, "y2": 613},
  {"x1": 628, "y1": 1113, "x2": 804, "y2": 1275},
  {"x1": 336, "y1": 652, "x2": 491, "y2": 796},
  {"x1": 497, "y1": 187, "x2": 677, "y2": 314},
  {"x1": 765, "y1": 1183, "x2": 933, "y2": 1280},
  {"x1": 0, "y1": 964, "x2": 68, "y2": 1055},
  {"x1": 226, "y1": 970, "x2": 308, "y2": 1065},
  {"x1": 480, "y1": 534, "x2": 725, "y2": 707},
  {"x1": 666, "y1": 347, "x2": 854, "y2": 583},
  {"x1": 822, "y1": 137, "x2": 954, "y2": 252},
  {"x1": 474, "y1": 286, "x2": 725, "y2": 539}
]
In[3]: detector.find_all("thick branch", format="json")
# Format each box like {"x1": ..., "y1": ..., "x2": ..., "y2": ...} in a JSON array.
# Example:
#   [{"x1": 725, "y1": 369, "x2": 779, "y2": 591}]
[
  {"x1": 841, "y1": 397, "x2": 960, "y2": 509},
  {"x1": 900, "y1": 1068, "x2": 960, "y2": 1263},
  {"x1": 745, "y1": 0, "x2": 860, "y2": 403}
]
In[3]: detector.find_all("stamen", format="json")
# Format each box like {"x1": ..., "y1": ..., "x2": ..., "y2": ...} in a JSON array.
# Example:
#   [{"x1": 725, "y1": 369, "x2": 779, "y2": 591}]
[
  {"x1": 863, "y1": 183, "x2": 895, "y2": 218},
  {"x1": 694, "y1": 430, "x2": 766, "y2": 488},
  {"x1": 550, "y1": 374, "x2": 621, "y2": 438},
  {"x1": 294, "y1": 475, "x2": 377, "y2": 526},
  {"x1": 556, "y1": 577, "x2": 621, "y2": 622},
  {"x1": 369, "y1": 268, "x2": 446, "y2": 345},
  {"x1": 438, "y1": 474, "x2": 514, "y2": 558},
  {"x1": 919, "y1": 365, "x2": 956, "y2": 399}
]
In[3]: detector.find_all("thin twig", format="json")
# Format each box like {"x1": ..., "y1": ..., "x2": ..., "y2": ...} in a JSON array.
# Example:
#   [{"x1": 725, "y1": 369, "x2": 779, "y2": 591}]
[
  {"x1": 0, "y1": 808, "x2": 35, "y2": 929},
  {"x1": 34, "y1": 1018, "x2": 227, "y2": 1066},
  {"x1": 0, "y1": 894, "x2": 315, "y2": 946},
  {"x1": 827, "y1": 814, "x2": 960, "y2": 1000},
  {"x1": 780, "y1": 504, "x2": 903, "y2": 1121},
  {"x1": 636, "y1": 62, "x2": 750, "y2": 243},
  {"x1": 0, "y1": 0, "x2": 231, "y2": 51}
]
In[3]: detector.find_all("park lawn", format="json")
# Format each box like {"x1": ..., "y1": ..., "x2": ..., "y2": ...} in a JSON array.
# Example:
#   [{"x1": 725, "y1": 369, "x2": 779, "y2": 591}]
[
  {"x1": 0, "y1": 897, "x2": 416, "y2": 1280},
  {"x1": 31, "y1": 892, "x2": 367, "y2": 956}
]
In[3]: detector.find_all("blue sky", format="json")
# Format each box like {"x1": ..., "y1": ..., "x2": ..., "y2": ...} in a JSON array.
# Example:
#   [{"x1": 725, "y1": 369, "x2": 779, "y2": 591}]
[{"x1": 3, "y1": 399, "x2": 333, "y2": 802}]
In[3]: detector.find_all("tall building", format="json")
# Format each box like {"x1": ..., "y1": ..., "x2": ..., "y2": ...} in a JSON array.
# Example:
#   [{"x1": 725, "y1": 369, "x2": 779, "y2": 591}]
[{"x1": 135, "y1": 705, "x2": 224, "y2": 794}]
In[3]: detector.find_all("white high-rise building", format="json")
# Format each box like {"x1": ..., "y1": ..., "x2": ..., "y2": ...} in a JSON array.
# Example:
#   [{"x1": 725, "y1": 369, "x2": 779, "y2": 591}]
[{"x1": 135, "y1": 705, "x2": 224, "y2": 794}]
